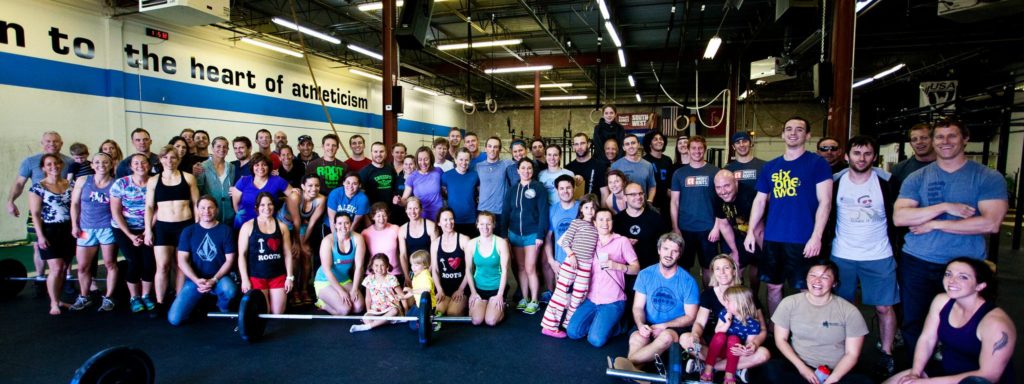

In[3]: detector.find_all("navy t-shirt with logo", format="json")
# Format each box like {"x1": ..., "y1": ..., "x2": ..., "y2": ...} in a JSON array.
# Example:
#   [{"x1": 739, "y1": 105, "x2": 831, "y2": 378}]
[
  {"x1": 178, "y1": 223, "x2": 236, "y2": 278},
  {"x1": 755, "y1": 152, "x2": 831, "y2": 244},
  {"x1": 670, "y1": 163, "x2": 720, "y2": 232}
]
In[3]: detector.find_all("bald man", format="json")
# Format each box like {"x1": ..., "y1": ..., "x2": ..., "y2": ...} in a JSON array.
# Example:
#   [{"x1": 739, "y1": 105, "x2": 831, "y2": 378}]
[
  {"x1": 709, "y1": 170, "x2": 754, "y2": 282},
  {"x1": 273, "y1": 131, "x2": 288, "y2": 154}
]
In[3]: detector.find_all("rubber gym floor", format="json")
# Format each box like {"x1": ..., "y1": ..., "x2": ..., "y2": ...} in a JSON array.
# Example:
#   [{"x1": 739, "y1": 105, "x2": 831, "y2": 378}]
[{"x1": 1, "y1": 240, "x2": 1021, "y2": 383}]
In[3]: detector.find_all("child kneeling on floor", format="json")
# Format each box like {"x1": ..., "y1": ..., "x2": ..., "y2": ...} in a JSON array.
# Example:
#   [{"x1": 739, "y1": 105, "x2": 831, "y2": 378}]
[
  {"x1": 400, "y1": 250, "x2": 439, "y2": 331},
  {"x1": 350, "y1": 254, "x2": 403, "y2": 333},
  {"x1": 700, "y1": 286, "x2": 761, "y2": 384}
]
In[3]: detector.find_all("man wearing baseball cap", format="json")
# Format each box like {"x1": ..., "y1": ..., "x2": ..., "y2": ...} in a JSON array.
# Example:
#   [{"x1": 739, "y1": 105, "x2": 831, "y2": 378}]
[
  {"x1": 296, "y1": 134, "x2": 320, "y2": 169},
  {"x1": 724, "y1": 131, "x2": 766, "y2": 296}
]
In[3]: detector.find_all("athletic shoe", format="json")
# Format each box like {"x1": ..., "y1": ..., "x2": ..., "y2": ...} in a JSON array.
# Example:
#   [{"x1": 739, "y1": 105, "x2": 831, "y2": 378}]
[
  {"x1": 685, "y1": 358, "x2": 706, "y2": 374},
  {"x1": 874, "y1": 353, "x2": 895, "y2": 378},
  {"x1": 69, "y1": 295, "x2": 92, "y2": 311},
  {"x1": 523, "y1": 301, "x2": 540, "y2": 315},
  {"x1": 129, "y1": 297, "x2": 145, "y2": 313},
  {"x1": 539, "y1": 290, "x2": 553, "y2": 304},
  {"x1": 541, "y1": 328, "x2": 567, "y2": 338},
  {"x1": 141, "y1": 295, "x2": 156, "y2": 311},
  {"x1": 735, "y1": 368, "x2": 749, "y2": 383},
  {"x1": 516, "y1": 298, "x2": 529, "y2": 310},
  {"x1": 97, "y1": 296, "x2": 115, "y2": 312},
  {"x1": 433, "y1": 322, "x2": 442, "y2": 332}
]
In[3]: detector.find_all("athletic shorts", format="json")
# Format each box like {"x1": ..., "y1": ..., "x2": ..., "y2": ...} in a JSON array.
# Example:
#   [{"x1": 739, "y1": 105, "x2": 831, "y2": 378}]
[
  {"x1": 833, "y1": 256, "x2": 900, "y2": 306},
  {"x1": 720, "y1": 230, "x2": 759, "y2": 268},
  {"x1": 250, "y1": 275, "x2": 286, "y2": 290},
  {"x1": 154, "y1": 220, "x2": 192, "y2": 247},
  {"x1": 759, "y1": 240, "x2": 818, "y2": 289},
  {"x1": 476, "y1": 288, "x2": 500, "y2": 301},
  {"x1": 77, "y1": 227, "x2": 116, "y2": 247},
  {"x1": 508, "y1": 231, "x2": 539, "y2": 248},
  {"x1": 314, "y1": 280, "x2": 352, "y2": 308},
  {"x1": 38, "y1": 222, "x2": 74, "y2": 261}
]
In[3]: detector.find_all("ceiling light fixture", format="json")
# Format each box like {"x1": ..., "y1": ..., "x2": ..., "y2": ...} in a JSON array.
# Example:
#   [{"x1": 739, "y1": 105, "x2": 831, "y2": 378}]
[
  {"x1": 853, "y1": 63, "x2": 906, "y2": 89},
  {"x1": 617, "y1": 49, "x2": 627, "y2": 67},
  {"x1": 412, "y1": 86, "x2": 441, "y2": 96},
  {"x1": 347, "y1": 44, "x2": 383, "y2": 60},
  {"x1": 703, "y1": 36, "x2": 722, "y2": 59},
  {"x1": 628, "y1": 75, "x2": 636, "y2": 87},
  {"x1": 635, "y1": 93, "x2": 642, "y2": 102},
  {"x1": 515, "y1": 83, "x2": 573, "y2": 89},
  {"x1": 540, "y1": 95, "x2": 588, "y2": 101},
  {"x1": 271, "y1": 18, "x2": 340, "y2": 44},
  {"x1": 855, "y1": 0, "x2": 875, "y2": 13},
  {"x1": 852, "y1": 78, "x2": 874, "y2": 88},
  {"x1": 484, "y1": 65, "x2": 553, "y2": 74},
  {"x1": 454, "y1": 98, "x2": 472, "y2": 106},
  {"x1": 357, "y1": 0, "x2": 403, "y2": 12},
  {"x1": 597, "y1": 0, "x2": 611, "y2": 20},
  {"x1": 437, "y1": 39, "x2": 523, "y2": 50},
  {"x1": 240, "y1": 37, "x2": 303, "y2": 58},
  {"x1": 349, "y1": 68, "x2": 383, "y2": 81},
  {"x1": 605, "y1": 22, "x2": 622, "y2": 48}
]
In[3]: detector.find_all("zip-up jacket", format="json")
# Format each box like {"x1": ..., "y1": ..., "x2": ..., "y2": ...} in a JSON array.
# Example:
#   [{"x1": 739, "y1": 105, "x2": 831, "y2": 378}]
[{"x1": 502, "y1": 179, "x2": 549, "y2": 237}]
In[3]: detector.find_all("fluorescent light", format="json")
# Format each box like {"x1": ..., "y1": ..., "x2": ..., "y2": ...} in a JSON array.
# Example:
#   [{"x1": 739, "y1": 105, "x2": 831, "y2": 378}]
[
  {"x1": 855, "y1": 0, "x2": 875, "y2": 13},
  {"x1": 703, "y1": 36, "x2": 722, "y2": 59},
  {"x1": 437, "y1": 39, "x2": 523, "y2": 50},
  {"x1": 358, "y1": 0, "x2": 403, "y2": 12},
  {"x1": 240, "y1": 38, "x2": 303, "y2": 58},
  {"x1": 872, "y1": 63, "x2": 905, "y2": 79},
  {"x1": 484, "y1": 65, "x2": 552, "y2": 74},
  {"x1": 540, "y1": 95, "x2": 588, "y2": 101},
  {"x1": 349, "y1": 68, "x2": 382, "y2": 81},
  {"x1": 852, "y1": 78, "x2": 874, "y2": 88},
  {"x1": 412, "y1": 86, "x2": 440, "y2": 96},
  {"x1": 628, "y1": 75, "x2": 636, "y2": 87},
  {"x1": 755, "y1": 79, "x2": 767, "y2": 85},
  {"x1": 597, "y1": 0, "x2": 611, "y2": 20},
  {"x1": 617, "y1": 49, "x2": 626, "y2": 67},
  {"x1": 454, "y1": 99, "x2": 472, "y2": 106},
  {"x1": 271, "y1": 18, "x2": 340, "y2": 45},
  {"x1": 635, "y1": 93, "x2": 642, "y2": 102},
  {"x1": 515, "y1": 83, "x2": 573, "y2": 89},
  {"x1": 605, "y1": 22, "x2": 622, "y2": 48},
  {"x1": 348, "y1": 44, "x2": 383, "y2": 60}
]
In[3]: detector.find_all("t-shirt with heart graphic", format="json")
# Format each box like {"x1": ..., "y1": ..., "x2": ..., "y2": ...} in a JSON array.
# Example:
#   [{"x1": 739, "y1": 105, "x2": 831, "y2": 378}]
[{"x1": 247, "y1": 218, "x2": 286, "y2": 279}]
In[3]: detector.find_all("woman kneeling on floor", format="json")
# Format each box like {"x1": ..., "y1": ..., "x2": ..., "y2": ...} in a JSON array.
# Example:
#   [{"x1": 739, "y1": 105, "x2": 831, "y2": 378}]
[
  {"x1": 466, "y1": 211, "x2": 510, "y2": 326},
  {"x1": 315, "y1": 213, "x2": 365, "y2": 316}
]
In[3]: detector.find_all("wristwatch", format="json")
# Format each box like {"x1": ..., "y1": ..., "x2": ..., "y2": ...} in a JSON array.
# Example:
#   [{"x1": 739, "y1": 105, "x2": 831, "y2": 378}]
[{"x1": 286, "y1": 275, "x2": 295, "y2": 281}]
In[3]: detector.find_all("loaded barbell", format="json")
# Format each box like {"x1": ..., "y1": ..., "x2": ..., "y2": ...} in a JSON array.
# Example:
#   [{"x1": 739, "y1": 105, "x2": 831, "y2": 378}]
[
  {"x1": 208, "y1": 290, "x2": 472, "y2": 346},
  {"x1": 0, "y1": 258, "x2": 125, "y2": 300},
  {"x1": 605, "y1": 343, "x2": 695, "y2": 384}
]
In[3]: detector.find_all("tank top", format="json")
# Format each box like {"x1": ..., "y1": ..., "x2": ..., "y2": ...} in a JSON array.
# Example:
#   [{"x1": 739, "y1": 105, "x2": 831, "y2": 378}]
[
  {"x1": 79, "y1": 175, "x2": 113, "y2": 229},
  {"x1": 473, "y1": 237, "x2": 500, "y2": 290},
  {"x1": 154, "y1": 172, "x2": 191, "y2": 203},
  {"x1": 247, "y1": 218, "x2": 286, "y2": 278},
  {"x1": 278, "y1": 194, "x2": 320, "y2": 229},
  {"x1": 362, "y1": 224, "x2": 401, "y2": 276},
  {"x1": 436, "y1": 234, "x2": 465, "y2": 292},
  {"x1": 405, "y1": 219, "x2": 431, "y2": 258},
  {"x1": 937, "y1": 299, "x2": 1015, "y2": 382},
  {"x1": 315, "y1": 233, "x2": 355, "y2": 283}
]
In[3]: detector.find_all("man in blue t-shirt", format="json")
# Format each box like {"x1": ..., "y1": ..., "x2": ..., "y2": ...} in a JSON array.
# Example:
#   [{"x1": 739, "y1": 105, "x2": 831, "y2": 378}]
[
  {"x1": 442, "y1": 148, "x2": 481, "y2": 236},
  {"x1": 475, "y1": 137, "x2": 513, "y2": 236},
  {"x1": 168, "y1": 197, "x2": 239, "y2": 326},
  {"x1": 670, "y1": 135, "x2": 720, "y2": 284},
  {"x1": 327, "y1": 173, "x2": 370, "y2": 232},
  {"x1": 611, "y1": 135, "x2": 657, "y2": 203},
  {"x1": 626, "y1": 232, "x2": 699, "y2": 366},
  {"x1": 743, "y1": 117, "x2": 832, "y2": 318},
  {"x1": 893, "y1": 118, "x2": 1008, "y2": 358},
  {"x1": 544, "y1": 175, "x2": 580, "y2": 299}
]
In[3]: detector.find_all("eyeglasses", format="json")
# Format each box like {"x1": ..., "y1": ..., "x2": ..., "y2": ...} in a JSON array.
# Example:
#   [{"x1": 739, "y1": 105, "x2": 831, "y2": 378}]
[
  {"x1": 624, "y1": 192, "x2": 644, "y2": 197},
  {"x1": 818, "y1": 146, "x2": 839, "y2": 152}
]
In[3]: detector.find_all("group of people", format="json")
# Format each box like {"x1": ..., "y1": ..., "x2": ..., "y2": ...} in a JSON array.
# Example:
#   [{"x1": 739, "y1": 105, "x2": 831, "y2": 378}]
[{"x1": 5, "y1": 106, "x2": 1017, "y2": 383}]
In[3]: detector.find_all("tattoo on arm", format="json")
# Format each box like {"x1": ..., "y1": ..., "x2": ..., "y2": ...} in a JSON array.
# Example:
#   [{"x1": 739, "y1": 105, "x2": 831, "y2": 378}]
[{"x1": 993, "y1": 331, "x2": 1009, "y2": 355}]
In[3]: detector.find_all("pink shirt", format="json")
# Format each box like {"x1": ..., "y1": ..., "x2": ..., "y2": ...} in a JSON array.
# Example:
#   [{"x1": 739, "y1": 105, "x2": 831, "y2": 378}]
[
  {"x1": 587, "y1": 233, "x2": 638, "y2": 305},
  {"x1": 362, "y1": 224, "x2": 401, "y2": 275}
]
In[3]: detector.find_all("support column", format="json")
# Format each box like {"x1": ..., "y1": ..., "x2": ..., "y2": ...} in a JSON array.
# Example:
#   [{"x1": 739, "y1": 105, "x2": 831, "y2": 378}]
[
  {"x1": 827, "y1": 0, "x2": 854, "y2": 145},
  {"x1": 534, "y1": 71, "x2": 541, "y2": 138},
  {"x1": 382, "y1": 0, "x2": 398, "y2": 151}
]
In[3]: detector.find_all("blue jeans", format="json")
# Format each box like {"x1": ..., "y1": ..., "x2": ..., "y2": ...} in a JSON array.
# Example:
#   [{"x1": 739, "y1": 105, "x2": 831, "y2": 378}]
[
  {"x1": 898, "y1": 252, "x2": 947, "y2": 360},
  {"x1": 566, "y1": 299, "x2": 626, "y2": 347},
  {"x1": 168, "y1": 278, "x2": 239, "y2": 326}
]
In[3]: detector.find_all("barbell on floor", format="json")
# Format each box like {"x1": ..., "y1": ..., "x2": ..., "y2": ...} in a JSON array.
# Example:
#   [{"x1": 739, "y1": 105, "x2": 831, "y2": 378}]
[
  {"x1": 208, "y1": 290, "x2": 471, "y2": 346},
  {"x1": 1, "y1": 258, "x2": 123, "y2": 300},
  {"x1": 605, "y1": 343, "x2": 687, "y2": 384}
]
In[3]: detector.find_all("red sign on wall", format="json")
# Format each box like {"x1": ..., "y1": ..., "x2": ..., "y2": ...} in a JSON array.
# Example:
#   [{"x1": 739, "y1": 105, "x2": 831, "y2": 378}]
[{"x1": 617, "y1": 113, "x2": 658, "y2": 133}]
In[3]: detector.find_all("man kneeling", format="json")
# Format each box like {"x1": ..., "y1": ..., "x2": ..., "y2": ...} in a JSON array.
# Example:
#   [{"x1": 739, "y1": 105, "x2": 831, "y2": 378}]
[{"x1": 168, "y1": 196, "x2": 239, "y2": 325}]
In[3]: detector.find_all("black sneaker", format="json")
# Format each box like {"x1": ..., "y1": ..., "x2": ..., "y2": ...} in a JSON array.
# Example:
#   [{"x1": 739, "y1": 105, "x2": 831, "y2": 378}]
[{"x1": 875, "y1": 353, "x2": 895, "y2": 378}]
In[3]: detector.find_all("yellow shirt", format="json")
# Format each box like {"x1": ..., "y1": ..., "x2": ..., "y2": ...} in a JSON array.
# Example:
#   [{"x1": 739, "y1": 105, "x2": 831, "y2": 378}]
[{"x1": 412, "y1": 269, "x2": 436, "y2": 308}]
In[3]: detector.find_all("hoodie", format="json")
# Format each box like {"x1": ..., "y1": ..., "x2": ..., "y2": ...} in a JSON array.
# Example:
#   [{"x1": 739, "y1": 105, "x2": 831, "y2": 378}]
[{"x1": 502, "y1": 179, "x2": 549, "y2": 237}]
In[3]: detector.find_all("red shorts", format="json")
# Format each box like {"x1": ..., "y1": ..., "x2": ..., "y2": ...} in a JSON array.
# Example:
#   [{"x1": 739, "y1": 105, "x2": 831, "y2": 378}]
[{"x1": 250, "y1": 275, "x2": 286, "y2": 290}]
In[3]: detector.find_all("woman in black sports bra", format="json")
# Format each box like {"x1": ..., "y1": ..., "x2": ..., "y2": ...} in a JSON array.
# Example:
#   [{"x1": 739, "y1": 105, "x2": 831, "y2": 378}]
[
  {"x1": 431, "y1": 208, "x2": 470, "y2": 316},
  {"x1": 144, "y1": 145, "x2": 199, "y2": 313},
  {"x1": 398, "y1": 196, "x2": 436, "y2": 283}
]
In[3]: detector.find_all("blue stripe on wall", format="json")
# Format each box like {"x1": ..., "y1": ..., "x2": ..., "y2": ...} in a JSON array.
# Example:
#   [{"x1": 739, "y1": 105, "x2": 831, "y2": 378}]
[{"x1": 0, "y1": 51, "x2": 451, "y2": 136}]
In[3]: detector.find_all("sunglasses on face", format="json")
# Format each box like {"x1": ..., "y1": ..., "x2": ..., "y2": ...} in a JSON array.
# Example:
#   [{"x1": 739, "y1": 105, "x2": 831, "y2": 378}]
[{"x1": 818, "y1": 146, "x2": 839, "y2": 152}]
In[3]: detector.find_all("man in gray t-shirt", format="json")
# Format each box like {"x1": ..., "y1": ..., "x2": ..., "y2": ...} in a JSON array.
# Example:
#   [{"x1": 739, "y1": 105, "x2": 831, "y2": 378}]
[
  {"x1": 893, "y1": 119, "x2": 1007, "y2": 358},
  {"x1": 610, "y1": 135, "x2": 656, "y2": 202},
  {"x1": 669, "y1": 136, "x2": 719, "y2": 283},
  {"x1": 475, "y1": 137, "x2": 513, "y2": 235}
]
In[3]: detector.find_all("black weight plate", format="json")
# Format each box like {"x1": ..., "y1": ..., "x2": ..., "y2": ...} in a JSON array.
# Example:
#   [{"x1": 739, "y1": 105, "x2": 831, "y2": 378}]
[
  {"x1": 238, "y1": 290, "x2": 268, "y2": 342},
  {"x1": 418, "y1": 291, "x2": 431, "y2": 346},
  {"x1": 70, "y1": 346, "x2": 155, "y2": 384},
  {"x1": 0, "y1": 259, "x2": 27, "y2": 300}
]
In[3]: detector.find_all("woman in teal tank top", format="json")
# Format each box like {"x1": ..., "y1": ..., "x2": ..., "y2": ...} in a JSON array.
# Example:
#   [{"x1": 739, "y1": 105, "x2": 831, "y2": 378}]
[
  {"x1": 466, "y1": 211, "x2": 510, "y2": 327},
  {"x1": 315, "y1": 214, "x2": 365, "y2": 315}
]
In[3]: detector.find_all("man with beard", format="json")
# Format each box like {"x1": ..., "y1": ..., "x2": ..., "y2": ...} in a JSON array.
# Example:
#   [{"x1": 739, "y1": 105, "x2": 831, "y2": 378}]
[
  {"x1": 230, "y1": 136, "x2": 253, "y2": 182},
  {"x1": 359, "y1": 142, "x2": 397, "y2": 208},
  {"x1": 295, "y1": 135, "x2": 320, "y2": 169},
  {"x1": 566, "y1": 133, "x2": 609, "y2": 200},
  {"x1": 614, "y1": 183, "x2": 666, "y2": 269},
  {"x1": 817, "y1": 136, "x2": 846, "y2": 174},
  {"x1": 643, "y1": 131, "x2": 673, "y2": 220},
  {"x1": 273, "y1": 131, "x2": 288, "y2": 154},
  {"x1": 116, "y1": 128, "x2": 161, "y2": 178}
]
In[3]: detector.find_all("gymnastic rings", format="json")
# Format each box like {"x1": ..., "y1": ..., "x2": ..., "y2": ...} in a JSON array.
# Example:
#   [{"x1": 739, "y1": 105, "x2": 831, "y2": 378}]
[
  {"x1": 462, "y1": 99, "x2": 477, "y2": 115},
  {"x1": 485, "y1": 96, "x2": 499, "y2": 114},
  {"x1": 589, "y1": 108, "x2": 601, "y2": 124}
]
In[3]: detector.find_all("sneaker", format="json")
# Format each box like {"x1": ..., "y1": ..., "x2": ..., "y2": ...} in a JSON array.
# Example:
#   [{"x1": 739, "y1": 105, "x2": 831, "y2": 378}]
[
  {"x1": 735, "y1": 368, "x2": 749, "y2": 383},
  {"x1": 874, "y1": 353, "x2": 895, "y2": 378},
  {"x1": 516, "y1": 298, "x2": 529, "y2": 310},
  {"x1": 539, "y1": 290, "x2": 553, "y2": 304},
  {"x1": 97, "y1": 296, "x2": 115, "y2": 312},
  {"x1": 433, "y1": 322, "x2": 442, "y2": 332},
  {"x1": 69, "y1": 295, "x2": 92, "y2": 311},
  {"x1": 523, "y1": 301, "x2": 540, "y2": 315},
  {"x1": 541, "y1": 328, "x2": 567, "y2": 338},
  {"x1": 141, "y1": 295, "x2": 156, "y2": 311},
  {"x1": 129, "y1": 297, "x2": 145, "y2": 313},
  {"x1": 686, "y1": 358, "x2": 706, "y2": 374}
]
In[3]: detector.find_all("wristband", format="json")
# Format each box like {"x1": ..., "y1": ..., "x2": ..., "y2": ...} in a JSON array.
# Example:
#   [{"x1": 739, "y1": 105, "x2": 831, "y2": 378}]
[{"x1": 286, "y1": 275, "x2": 295, "y2": 281}]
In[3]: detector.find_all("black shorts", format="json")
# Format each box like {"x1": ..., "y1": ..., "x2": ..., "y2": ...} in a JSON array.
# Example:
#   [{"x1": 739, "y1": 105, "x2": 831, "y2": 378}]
[
  {"x1": 721, "y1": 230, "x2": 759, "y2": 268},
  {"x1": 680, "y1": 230, "x2": 719, "y2": 269},
  {"x1": 154, "y1": 220, "x2": 192, "y2": 247},
  {"x1": 759, "y1": 240, "x2": 818, "y2": 289},
  {"x1": 38, "y1": 222, "x2": 74, "y2": 261},
  {"x1": 476, "y1": 288, "x2": 500, "y2": 301}
]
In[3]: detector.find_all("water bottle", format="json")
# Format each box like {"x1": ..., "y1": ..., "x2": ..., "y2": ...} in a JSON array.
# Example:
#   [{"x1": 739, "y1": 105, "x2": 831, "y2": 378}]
[{"x1": 815, "y1": 365, "x2": 831, "y2": 382}]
